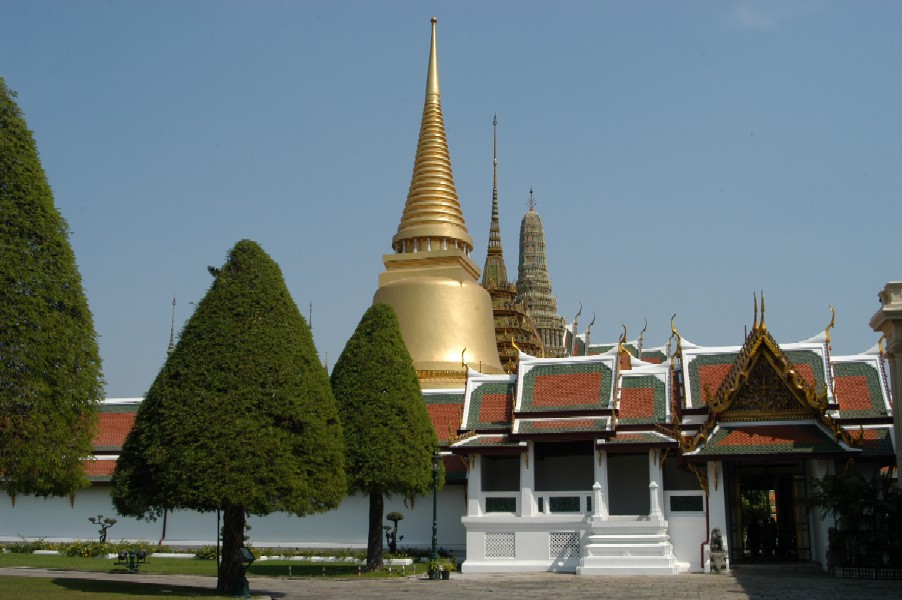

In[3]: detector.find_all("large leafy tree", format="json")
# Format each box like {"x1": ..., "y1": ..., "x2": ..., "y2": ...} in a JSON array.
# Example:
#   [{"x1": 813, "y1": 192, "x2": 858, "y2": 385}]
[
  {"x1": 112, "y1": 240, "x2": 345, "y2": 594},
  {"x1": 330, "y1": 303, "x2": 439, "y2": 570},
  {"x1": 0, "y1": 77, "x2": 103, "y2": 502}
]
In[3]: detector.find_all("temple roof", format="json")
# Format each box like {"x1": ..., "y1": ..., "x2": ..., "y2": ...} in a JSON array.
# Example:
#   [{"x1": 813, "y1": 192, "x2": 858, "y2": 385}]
[
  {"x1": 423, "y1": 389, "x2": 465, "y2": 445},
  {"x1": 686, "y1": 423, "x2": 852, "y2": 459},
  {"x1": 617, "y1": 367, "x2": 670, "y2": 426},
  {"x1": 82, "y1": 319, "x2": 895, "y2": 482},
  {"x1": 516, "y1": 355, "x2": 616, "y2": 413},
  {"x1": 831, "y1": 354, "x2": 893, "y2": 419},
  {"x1": 462, "y1": 376, "x2": 516, "y2": 431}
]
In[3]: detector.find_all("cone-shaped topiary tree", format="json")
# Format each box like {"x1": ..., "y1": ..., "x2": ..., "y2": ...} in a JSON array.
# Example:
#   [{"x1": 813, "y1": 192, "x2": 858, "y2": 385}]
[
  {"x1": 330, "y1": 303, "x2": 440, "y2": 570},
  {"x1": 112, "y1": 240, "x2": 345, "y2": 594},
  {"x1": 0, "y1": 76, "x2": 103, "y2": 502}
]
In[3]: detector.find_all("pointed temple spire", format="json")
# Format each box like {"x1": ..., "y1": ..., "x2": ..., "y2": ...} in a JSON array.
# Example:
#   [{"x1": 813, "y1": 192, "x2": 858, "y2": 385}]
[
  {"x1": 481, "y1": 114, "x2": 508, "y2": 288},
  {"x1": 479, "y1": 116, "x2": 544, "y2": 370},
  {"x1": 516, "y1": 188, "x2": 567, "y2": 357},
  {"x1": 391, "y1": 16, "x2": 474, "y2": 260}
]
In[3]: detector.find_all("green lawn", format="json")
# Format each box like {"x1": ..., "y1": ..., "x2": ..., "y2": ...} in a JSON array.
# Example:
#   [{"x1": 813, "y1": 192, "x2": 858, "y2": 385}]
[
  {"x1": 0, "y1": 552, "x2": 413, "y2": 578},
  {"x1": 0, "y1": 576, "x2": 228, "y2": 599},
  {"x1": 0, "y1": 553, "x2": 220, "y2": 575}
]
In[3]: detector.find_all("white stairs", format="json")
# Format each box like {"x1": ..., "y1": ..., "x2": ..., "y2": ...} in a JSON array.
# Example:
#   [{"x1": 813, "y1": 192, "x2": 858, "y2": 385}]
[{"x1": 577, "y1": 482, "x2": 680, "y2": 576}]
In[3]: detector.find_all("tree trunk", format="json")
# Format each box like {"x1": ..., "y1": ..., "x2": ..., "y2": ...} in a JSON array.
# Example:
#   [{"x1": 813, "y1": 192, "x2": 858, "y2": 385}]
[
  {"x1": 366, "y1": 491, "x2": 384, "y2": 571},
  {"x1": 217, "y1": 504, "x2": 246, "y2": 594}
]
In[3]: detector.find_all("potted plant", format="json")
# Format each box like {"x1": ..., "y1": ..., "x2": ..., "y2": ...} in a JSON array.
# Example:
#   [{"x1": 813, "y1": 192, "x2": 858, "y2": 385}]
[
  {"x1": 439, "y1": 556, "x2": 456, "y2": 579},
  {"x1": 426, "y1": 559, "x2": 441, "y2": 580}
]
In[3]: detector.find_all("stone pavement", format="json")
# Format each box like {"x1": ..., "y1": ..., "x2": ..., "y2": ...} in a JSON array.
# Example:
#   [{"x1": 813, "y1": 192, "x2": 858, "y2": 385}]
[{"x1": 1, "y1": 564, "x2": 899, "y2": 599}]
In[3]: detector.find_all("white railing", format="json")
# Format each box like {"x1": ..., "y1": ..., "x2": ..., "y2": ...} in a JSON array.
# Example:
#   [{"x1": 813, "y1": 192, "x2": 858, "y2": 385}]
[
  {"x1": 535, "y1": 491, "x2": 593, "y2": 515},
  {"x1": 482, "y1": 491, "x2": 518, "y2": 514}
]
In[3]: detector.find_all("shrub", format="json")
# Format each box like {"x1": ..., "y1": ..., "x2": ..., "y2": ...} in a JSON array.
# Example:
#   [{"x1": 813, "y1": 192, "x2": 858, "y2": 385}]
[
  {"x1": 6, "y1": 537, "x2": 47, "y2": 553},
  {"x1": 60, "y1": 541, "x2": 112, "y2": 557},
  {"x1": 194, "y1": 545, "x2": 219, "y2": 560}
]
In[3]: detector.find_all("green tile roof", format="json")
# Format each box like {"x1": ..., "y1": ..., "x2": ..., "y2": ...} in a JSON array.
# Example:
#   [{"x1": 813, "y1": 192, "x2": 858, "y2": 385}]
[
  {"x1": 519, "y1": 359, "x2": 614, "y2": 413},
  {"x1": 602, "y1": 431, "x2": 677, "y2": 446},
  {"x1": 464, "y1": 380, "x2": 516, "y2": 430},
  {"x1": 514, "y1": 416, "x2": 610, "y2": 435},
  {"x1": 618, "y1": 373, "x2": 668, "y2": 425},
  {"x1": 694, "y1": 424, "x2": 849, "y2": 457},
  {"x1": 451, "y1": 434, "x2": 526, "y2": 450},
  {"x1": 833, "y1": 360, "x2": 891, "y2": 419}
]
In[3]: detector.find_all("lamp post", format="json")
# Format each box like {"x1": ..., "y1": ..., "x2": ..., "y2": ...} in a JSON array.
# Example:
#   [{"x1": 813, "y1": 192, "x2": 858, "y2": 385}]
[{"x1": 431, "y1": 449, "x2": 439, "y2": 567}]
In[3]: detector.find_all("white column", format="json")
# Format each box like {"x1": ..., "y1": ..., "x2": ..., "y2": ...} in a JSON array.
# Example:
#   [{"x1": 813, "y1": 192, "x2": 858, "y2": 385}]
[
  {"x1": 649, "y1": 481, "x2": 663, "y2": 519},
  {"x1": 648, "y1": 449, "x2": 664, "y2": 515},
  {"x1": 594, "y1": 445, "x2": 609, "y2": 517},
  {"x1": 592, "y1": 482, "x2": 606, "y2": 518},
  {"x1": 706, "y1": 461, "x2": 728, "y2": 547},
  {"x1": 467, "y1": 455, "x2": 482, "y2": 517},
  {"x1": 807, "y1": 459, "x2": 834, "y2": 569},
  {"x1": 520, "y1": 443, "x2": 536, "y2": 517},
  {"x1": 870, "y1": 281, "x2": 902, "y2": 472}
]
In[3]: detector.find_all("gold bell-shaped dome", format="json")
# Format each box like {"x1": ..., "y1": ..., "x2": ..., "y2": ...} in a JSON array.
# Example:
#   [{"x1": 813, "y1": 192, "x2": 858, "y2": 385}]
[{"x1": 374, "y1": 18, "x2": 503, "y2": 386}]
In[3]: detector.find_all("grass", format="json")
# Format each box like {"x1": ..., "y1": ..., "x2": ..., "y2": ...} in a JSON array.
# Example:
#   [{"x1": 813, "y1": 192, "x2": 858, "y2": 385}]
[
  {"x1": 0, "y1": 575, "x2": 229, "y2": 599},
  {"x1": 0, "y1": 553, "x2": 220, "y2": 575},
  {"x1": 0, "y1": 552, "x2": 415, "y2": 578}
]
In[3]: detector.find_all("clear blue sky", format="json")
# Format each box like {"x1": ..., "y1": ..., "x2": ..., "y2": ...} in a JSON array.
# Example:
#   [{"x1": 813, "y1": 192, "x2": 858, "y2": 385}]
[{"x1": 2, "y1": 1, "x2": 900, "y2": 397}]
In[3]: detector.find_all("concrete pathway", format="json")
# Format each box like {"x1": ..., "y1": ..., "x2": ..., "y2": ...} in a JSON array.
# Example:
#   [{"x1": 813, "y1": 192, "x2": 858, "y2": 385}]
[{"x1": 1, "y1": 564, "x2": 899, "y2": 599}]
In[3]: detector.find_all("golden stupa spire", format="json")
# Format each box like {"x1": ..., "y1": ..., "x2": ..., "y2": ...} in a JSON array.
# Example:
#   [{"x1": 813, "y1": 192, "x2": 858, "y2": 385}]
[
  {"x1": 374, "y1": 17, "x2": 503, "y2": 384},
  {"x1": 391, "y1": 17, "x2": 473, "y2": 256}
]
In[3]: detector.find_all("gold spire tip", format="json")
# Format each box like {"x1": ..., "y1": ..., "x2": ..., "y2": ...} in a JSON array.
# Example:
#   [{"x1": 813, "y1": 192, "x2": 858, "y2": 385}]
[{"x1": 432, "y1": 16, "x2": 437, "y2": 24}]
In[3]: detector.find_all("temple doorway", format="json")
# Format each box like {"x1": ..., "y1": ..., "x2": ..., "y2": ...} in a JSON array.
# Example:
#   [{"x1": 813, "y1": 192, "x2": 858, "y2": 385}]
[{"x1": 725, "y1": 461, "x2": 811, "y2": 563}]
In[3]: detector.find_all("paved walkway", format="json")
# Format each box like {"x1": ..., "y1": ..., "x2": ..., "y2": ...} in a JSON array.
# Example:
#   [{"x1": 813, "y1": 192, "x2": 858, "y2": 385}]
[{"x1": 2, "y1": 564, "x2": 899, "y2": 599}]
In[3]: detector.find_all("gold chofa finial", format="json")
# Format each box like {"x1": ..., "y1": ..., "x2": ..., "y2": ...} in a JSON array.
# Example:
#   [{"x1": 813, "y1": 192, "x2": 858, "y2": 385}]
[
  {"x1": 825, "y1": 305, "x2": 836, "y2": 345},
  {"x1": 461, "y1": 347, "x2": 467, "y2": 368},
  {"x1": 753, "y1": 292, "x2": 758, "y2": 331},
  {"x1": 760, "y1": 290, "x2": 766, "y2": 330}
]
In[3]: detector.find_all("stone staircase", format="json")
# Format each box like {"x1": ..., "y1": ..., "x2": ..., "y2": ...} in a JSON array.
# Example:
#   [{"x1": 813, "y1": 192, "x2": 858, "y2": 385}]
[{"x1": 576, "y1": 482, "x2": 680, "y2": 576}]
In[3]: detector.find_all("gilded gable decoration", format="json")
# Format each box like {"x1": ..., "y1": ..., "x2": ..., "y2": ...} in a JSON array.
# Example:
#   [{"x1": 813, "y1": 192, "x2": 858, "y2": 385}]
[{"x1": 707, "y1": 296, "x2": 828, "y2": 420}]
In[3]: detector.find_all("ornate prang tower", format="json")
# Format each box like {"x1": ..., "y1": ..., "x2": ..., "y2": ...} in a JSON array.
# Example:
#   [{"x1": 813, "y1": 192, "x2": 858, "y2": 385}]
[
  {"x1": 374, "y1": 18, "x2": 503, "y2": 387},
  {"x1": 515, "y1": 190, "x2": 567, "y2": 357},
  {"x1": 481, "y1": 117, "x2": 544, "y2": 370}
]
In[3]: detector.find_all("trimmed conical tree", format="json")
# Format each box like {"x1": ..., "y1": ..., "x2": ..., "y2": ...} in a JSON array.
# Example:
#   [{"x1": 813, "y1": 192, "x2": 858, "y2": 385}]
[
  {"x1": 330, "y1": 303, "x2": 440, "y2": 571},
  {"x1": 0, "y1": 77, "x2": 103, "y2": 502},
  {"x1": 112, "y1": 240, "x2": 345, "y2": 594}
]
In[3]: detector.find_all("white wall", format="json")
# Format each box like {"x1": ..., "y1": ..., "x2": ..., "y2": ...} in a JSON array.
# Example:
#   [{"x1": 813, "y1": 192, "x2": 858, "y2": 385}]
[{"x1": 1, "y1": 484, "x2": 467, "y2": 553}]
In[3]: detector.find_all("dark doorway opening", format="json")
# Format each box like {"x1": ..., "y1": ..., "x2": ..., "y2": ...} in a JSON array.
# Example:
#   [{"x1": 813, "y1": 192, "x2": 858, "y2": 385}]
[{"x1": 726, "y1": 461, "x2": 811, "y2": 563}]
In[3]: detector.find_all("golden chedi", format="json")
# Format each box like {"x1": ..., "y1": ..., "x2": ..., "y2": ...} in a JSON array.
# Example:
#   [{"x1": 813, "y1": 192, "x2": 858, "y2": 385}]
[{"x1": 374, "y1": 18, "x2": 503, "y2": 386}]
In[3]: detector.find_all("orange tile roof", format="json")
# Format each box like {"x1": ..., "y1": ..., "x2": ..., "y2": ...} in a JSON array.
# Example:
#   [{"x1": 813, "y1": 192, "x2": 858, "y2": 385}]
[
  {"x1": 716, "y1": 426, "x2": 826, "y2": 447},
  {"x1": 83, "y1": 459, "x2": 117, "y2": 477},
  {"x1": 696, "y1": 363, "x2": 731, "y2": 403},
  {"x1": 426, "y1": 403, "x2": 464, "y2": 444},
  {"x1": 834, "y1": 375, "x2": 873, "y2": 412},
  {"x1": 794, "y1": 363, "x2": 815, "y2": 388},
  {"x1": 478, "y1": 393, "x2": 512, "y2": 425},
  {"x1": 532, "y1": 372, "x2": 601, "y2": 408},
  {"x1": 619, "y1": 387, "x2": 655, "y2": 420},
  {"x1": 93, "y1": 413, "x2": 136, "y2": 449}
]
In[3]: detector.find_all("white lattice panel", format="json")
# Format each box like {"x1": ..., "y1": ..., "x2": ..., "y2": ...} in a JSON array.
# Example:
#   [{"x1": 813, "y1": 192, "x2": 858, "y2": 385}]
[
  {"x1": 549, "y1": 531, "x2": 580, "y2": 559},
  {"x1": 485, "y1": 532, "x2": 515, "y2": 559}
]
